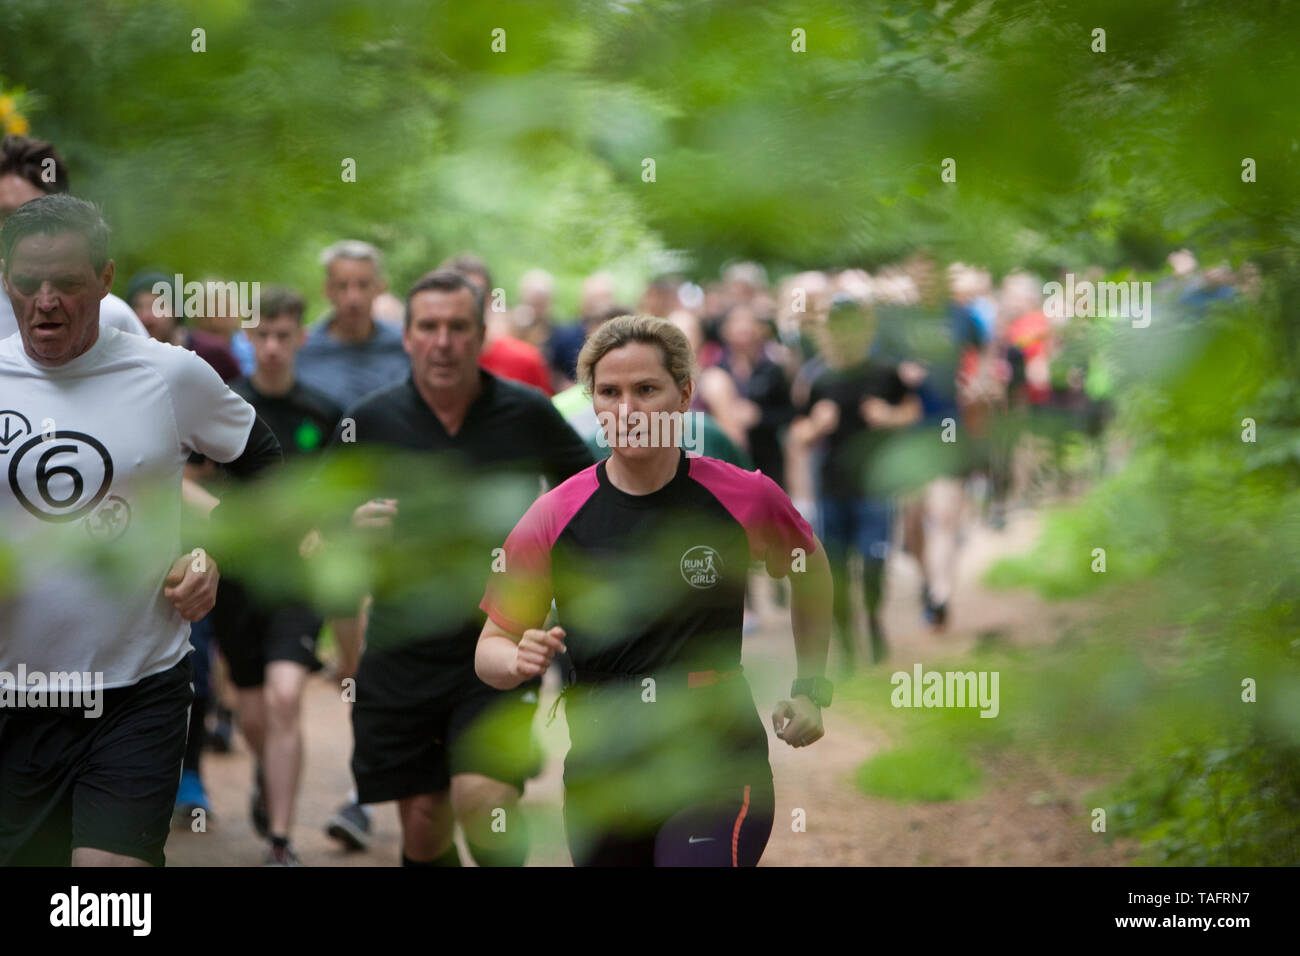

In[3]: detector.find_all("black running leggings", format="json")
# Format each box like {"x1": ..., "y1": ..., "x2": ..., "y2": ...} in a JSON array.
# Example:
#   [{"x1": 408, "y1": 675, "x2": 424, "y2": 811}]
[{"x1": 565, "y1": 774, "x2": 775, "y2": 867}]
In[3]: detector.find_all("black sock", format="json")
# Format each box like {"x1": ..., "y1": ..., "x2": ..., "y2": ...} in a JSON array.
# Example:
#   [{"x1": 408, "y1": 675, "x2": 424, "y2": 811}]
[
  {"x1": 402, "y1": 844, "x2": 461, "y2": 867},
  {"x1": 270, "y1": 835, "x2": 289, "y2": 850}
]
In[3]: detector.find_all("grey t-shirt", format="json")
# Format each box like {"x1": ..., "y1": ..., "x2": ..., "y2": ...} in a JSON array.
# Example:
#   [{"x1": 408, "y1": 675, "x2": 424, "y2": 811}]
[{"x1": 296, "y1": 314, "x2": 410, "y2": 410}]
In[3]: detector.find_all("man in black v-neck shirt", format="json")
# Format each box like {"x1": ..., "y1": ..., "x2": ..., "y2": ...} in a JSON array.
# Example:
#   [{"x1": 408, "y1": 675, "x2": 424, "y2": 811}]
[{"x1": 331, "y1": 270, "x2": 592, "y2": 867}]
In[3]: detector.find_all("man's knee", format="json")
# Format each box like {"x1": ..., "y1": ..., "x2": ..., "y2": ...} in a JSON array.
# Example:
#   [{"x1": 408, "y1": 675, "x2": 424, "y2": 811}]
[
  {"x1": 71, "y1": 846, "x2": 150, "y2": 867},
  {"x1": 264, "y1": 663, "x2": 306, "y2": 729},
  {"x1": 399, "y1": 791, "x2": 450, "y2": 827},
  {"x1": 264, "y1": 686, "x2": 301, "y2": 730},
  {"x1": 449, "y1": 774, "x2": 516, "y2": 825},
  {"x1": 926, "y1": 478, "x2": 964, "y2": 520},
  {"x1": 398, "y1": 791, "x2": 454, "y2": 857},
  {"x1": 450, "y1": 774, "x2": 527, "y2": 866}
]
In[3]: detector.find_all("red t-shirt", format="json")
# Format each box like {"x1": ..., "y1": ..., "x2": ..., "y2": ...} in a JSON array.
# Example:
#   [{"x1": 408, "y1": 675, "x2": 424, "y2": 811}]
[
  {"x1": 479, "y1": 336, "x2": 553, "y2": 396},
  {"x1": 1004, "y1": 310, "x2": 1052, "y2": 405}
]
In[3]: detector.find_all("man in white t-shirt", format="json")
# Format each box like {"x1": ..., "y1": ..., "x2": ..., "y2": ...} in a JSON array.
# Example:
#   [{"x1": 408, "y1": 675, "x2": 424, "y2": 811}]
[{"x1": 0, "y1": 194, "x2": 282, "y2": 866}]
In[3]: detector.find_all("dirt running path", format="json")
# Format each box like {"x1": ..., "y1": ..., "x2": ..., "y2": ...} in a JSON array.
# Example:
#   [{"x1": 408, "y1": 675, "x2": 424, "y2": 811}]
[{"x1": 167, "y1": 508, "x2": 1139, "y2": 866}]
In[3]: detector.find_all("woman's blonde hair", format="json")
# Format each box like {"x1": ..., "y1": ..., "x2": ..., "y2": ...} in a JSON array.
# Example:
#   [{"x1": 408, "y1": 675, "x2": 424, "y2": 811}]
[{"x1": 576, "y1": 313, "x2": 696, "y2": 397}]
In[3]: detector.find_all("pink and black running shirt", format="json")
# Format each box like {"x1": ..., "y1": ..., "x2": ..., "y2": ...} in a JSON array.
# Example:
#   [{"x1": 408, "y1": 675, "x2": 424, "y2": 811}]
[{"x1": 480, "y1": 449, "x2": 817, "y2": 679}]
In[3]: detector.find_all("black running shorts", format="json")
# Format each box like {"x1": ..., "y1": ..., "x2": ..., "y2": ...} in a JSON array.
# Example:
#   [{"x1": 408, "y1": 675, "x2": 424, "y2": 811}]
[
  {"x1": 0, "y1": 657, "x2": 194, "y2": 866},
  {"x1": 212, "y1": 579, "x2": 323, "y2": 689},
  {"x1": 350, "y1": 678, "x2": 542, "y2": 803}
]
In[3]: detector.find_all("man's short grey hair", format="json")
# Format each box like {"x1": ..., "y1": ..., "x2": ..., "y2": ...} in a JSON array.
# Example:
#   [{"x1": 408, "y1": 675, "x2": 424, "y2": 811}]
[
  {"x1": 1, "y1": 194, "x2": 109, "y2": 273},
  {"x1": 320, "y1": 239, "x2": 384, "y2": 274}
]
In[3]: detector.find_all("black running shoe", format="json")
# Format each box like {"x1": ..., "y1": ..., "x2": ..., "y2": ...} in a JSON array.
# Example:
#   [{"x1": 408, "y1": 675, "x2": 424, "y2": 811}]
[
  {"x1": 931, "y1": 601, "x2": 949, "y2": 631},
  {"x1": 325, "y1": 801, "x2": 372, "y2": 852},
  {"x1": 207, "y1": 706, "x2": 235, "y2": 753}
]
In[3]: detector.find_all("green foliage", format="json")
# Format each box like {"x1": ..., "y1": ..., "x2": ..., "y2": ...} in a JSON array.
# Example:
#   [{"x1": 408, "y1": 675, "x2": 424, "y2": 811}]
[
  {"x1": 0, "y1": 0, "x2": 664, "y2": 315},
  {"x1": 984, "y1": 459, "x2": 1168, "y2": 598},
  {"x1": 979, "y1": 272, "x2": 1300, "y2": 862},
  {"x1": 840, "y1": 550, "x2": 1300, "y2": 864},
  {"x1": 5, "y1": 0, "x2": 1299, "y2": 298},
  {"x1": 6, "y1": 0, "x2": 1300, "y2": 864},
  {"x1": 856, "y1": 741, "x2": 982, "y2": 802},
  {"x1": 1106, "y1": 732, "x2": 1300, "y2": 866}
]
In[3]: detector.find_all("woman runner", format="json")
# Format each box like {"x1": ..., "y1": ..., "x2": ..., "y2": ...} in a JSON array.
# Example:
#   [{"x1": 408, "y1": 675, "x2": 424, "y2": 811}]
[{"x1": 477, "y1": 314, "x2": 833, "y2": 866}]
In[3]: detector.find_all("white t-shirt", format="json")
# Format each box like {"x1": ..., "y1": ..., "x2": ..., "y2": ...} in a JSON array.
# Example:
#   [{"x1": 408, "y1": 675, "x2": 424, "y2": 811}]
[
  {"x1": 0, "y1": 326, "x2": 255, "y2": 688},
  {"x1": 0, "y1": 290, "x2": 146, "y2": 338}
]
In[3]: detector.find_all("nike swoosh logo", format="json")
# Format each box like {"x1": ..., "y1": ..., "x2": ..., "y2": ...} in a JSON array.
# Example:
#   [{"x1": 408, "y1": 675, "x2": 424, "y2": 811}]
[{"x1": 688, "y1": 836, "x2": 715, "y2": 844}]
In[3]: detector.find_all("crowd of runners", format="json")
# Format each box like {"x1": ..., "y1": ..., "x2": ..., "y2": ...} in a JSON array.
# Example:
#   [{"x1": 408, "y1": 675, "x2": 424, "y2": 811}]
[{"x1": 0, "y1": 132, "x2": 1250, "y2": 867}]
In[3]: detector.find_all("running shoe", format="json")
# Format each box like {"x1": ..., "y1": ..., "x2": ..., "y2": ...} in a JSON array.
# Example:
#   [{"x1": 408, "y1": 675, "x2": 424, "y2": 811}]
[
  {"x1": 207, "y1": 706, "x2": 235, "y2": 753},
  {"x1": 265, "y1": 842, "x2": 302, "y2": 866},
  {"x1": 173, "y1": 769, "x2": 210, "y2": 825},
  {"x1": 989, "y1": 503, "x2": 1007, "y2": 530},
  {"x1": 250, "y1": 766, "x2": 270, "y2": 840},
  {"x1": 325, "y1": 801, "x2": 372, "y2": 851},
  {"x1": 931, "y1": 601, "x2": 949, "y2": 631},
  {"x1": 921, "y1": 583, "x2": 937, "y2": 625}
]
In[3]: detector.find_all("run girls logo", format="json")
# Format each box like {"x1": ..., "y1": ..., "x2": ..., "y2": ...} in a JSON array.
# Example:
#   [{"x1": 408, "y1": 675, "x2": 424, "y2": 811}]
[{"x1": 680, "y1": 545, "x2": 722, "y2": 589}]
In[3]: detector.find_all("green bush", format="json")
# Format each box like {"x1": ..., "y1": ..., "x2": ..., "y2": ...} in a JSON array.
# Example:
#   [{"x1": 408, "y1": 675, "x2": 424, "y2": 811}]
[{"x1": 856, "y1": 742, "x2": 983, "y2": 803}]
